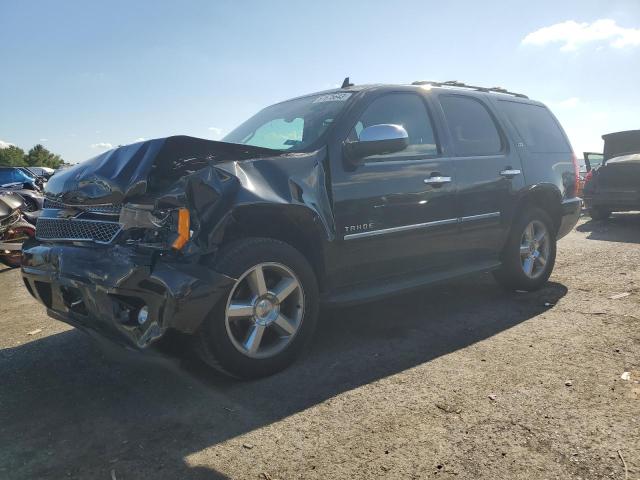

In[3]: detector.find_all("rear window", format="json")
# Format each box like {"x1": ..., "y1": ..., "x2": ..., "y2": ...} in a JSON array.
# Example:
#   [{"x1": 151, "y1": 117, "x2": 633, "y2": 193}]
[{"x1": 500, "y1": 101, "x2": 571, "y2": 153}]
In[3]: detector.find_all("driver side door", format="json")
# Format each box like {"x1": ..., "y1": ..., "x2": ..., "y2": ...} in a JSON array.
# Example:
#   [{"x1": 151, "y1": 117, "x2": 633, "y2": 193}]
[{"x1": 328, "y1": 92, "x2": 459, "y2": 289}]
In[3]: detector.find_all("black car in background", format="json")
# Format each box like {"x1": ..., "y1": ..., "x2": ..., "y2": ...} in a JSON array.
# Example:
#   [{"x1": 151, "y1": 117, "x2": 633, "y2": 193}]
[
  {"x1": 22, "y1": 80, "x2": 581, "y2": 378},
  {"x1": 583, "y1": 130, "x2": 640, "y2": 220}
]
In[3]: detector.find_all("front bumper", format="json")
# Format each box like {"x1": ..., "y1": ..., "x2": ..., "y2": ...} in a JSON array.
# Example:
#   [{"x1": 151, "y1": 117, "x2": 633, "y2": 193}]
[
  {"x1": 557, "y1": 197, "x2": 582, "y2": 239},
  {"x1": 21, "y1": 240, "x2": 235, "y2": 348}
]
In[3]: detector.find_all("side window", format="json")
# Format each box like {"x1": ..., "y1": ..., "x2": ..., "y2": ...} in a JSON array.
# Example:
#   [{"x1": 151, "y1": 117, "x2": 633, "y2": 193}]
[
  {"x1": 440, "y1": 96, "x2": 503, "y2": 156},
  {"x1": 499, "y1": 101, "x2": 571, "y2": 153},
  {"x1": 349, "y1": 93, "x2": 438, "y2": 160}
]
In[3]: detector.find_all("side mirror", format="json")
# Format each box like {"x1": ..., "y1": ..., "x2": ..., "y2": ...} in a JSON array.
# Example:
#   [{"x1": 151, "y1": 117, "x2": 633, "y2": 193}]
[{"x1": 344, "y1": 124, "x2": 409, "y2": 165}]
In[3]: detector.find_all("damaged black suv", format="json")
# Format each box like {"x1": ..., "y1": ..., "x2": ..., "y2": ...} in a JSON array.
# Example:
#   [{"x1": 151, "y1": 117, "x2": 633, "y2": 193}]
[{"x1": 22, "y1": 81, "x2": 581, "y2": 378}]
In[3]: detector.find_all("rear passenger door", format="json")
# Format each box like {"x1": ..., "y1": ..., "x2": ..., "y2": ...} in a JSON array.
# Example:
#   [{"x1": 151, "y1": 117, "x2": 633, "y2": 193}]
[{"x1": 434, "y1": 94, "x2": 525, "y2": 264}]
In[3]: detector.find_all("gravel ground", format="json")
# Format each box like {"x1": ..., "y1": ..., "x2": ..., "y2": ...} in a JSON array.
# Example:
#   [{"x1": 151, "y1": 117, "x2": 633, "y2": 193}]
[{"x1": 0, "y1": 215, "x2": 638, "y2": 480}]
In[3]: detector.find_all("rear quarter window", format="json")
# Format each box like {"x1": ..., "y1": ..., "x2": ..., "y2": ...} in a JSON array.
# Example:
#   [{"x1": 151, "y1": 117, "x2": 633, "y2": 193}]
[{"x1": 499, "y1": 101, "x2": 571, "y2": 153}]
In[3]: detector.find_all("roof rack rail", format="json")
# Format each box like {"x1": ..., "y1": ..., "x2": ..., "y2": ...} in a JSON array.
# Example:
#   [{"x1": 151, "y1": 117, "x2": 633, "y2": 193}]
[{"x1": 411, "y1": 80, "x2": 528, "y2": 99}]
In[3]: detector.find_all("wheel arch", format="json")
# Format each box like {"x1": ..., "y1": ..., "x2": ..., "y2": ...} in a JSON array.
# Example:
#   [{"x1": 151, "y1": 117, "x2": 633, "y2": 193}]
[
  {"x1": 513, "y1": 184, "x2": 563, "y2": 235},
  {"x1": 213, "y1": 203, "x2": 330, "y2": 292}
]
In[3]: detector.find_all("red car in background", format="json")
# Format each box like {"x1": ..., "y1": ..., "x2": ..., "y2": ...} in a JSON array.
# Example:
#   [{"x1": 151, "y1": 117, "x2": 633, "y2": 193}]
[{"x1": 577, "y1": 152, "x2": 603, "y2": 198}]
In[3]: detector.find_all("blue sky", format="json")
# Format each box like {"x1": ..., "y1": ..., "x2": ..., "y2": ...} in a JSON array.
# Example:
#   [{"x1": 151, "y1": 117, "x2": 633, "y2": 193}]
[{"x1": 1, "y1": 0, "x2": 639, "y2": 163}]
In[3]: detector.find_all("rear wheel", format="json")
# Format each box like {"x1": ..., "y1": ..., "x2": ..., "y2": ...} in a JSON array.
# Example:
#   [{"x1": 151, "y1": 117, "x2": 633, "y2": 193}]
[
  {"x1": 493, "y1": 208, "x2": 556, "y2": 291},
  {"x1": 195, "y1": 237, "x2": 319, "y2": 379},
  {"x1": 589, "y1": 206, "x2": 611, "y2": 221}
]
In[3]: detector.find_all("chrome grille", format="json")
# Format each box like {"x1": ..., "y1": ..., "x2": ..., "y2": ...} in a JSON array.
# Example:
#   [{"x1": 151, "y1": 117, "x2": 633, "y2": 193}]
[
  {"x1": 36, "y1": 217, "x2": 122, "y2": 244},
  {"x1": 43, "y1": 199, "x2": 122, "y2": 215}
]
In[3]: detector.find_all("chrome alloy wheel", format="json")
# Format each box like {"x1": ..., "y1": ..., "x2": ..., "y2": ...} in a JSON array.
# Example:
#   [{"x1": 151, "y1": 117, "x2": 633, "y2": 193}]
[
  {"x1": 224, "y1": 262, "x2": 305, "y2": 359},
  {"x1": 519, "y1": 220, "x2": 550, "y2": 279}
]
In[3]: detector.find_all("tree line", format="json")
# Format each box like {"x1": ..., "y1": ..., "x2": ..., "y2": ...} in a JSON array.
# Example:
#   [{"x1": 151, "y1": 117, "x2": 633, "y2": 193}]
[{"x1": 0, "y1": 144, "x2": 65, "y2": 169}]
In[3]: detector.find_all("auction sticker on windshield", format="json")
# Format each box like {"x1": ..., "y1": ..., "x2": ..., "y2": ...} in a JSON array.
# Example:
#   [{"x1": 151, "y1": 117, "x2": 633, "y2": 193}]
[{"x1": 312, "y1": 93, "x2": 352, "y2": 103}]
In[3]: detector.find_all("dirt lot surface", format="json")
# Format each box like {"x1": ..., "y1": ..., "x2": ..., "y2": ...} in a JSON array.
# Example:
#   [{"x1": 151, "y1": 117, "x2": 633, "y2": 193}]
[{"x1": 0, "y1": 215, "x2": 638, "y2": 480}]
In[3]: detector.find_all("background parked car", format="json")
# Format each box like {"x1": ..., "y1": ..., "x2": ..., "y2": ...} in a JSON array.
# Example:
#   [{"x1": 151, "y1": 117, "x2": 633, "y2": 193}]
[
  {"x1": 583, "y1": 129, "x2": 640, "y2": 220},
  {"x1": 0, "y1": 167, "x2": 44, "y2": 212},
  {"x1": 0, "y1": 191, "x2": 37, "y2": 267},
  {"x1": 24, "y1": 166, "x2": 55, "y2": 180}
]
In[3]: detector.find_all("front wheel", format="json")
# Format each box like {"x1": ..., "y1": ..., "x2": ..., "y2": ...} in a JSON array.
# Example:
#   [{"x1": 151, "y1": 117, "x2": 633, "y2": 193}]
[
  {"x1": 195, "y1": 238, "x2": 319, "y2": 379},
  {"x1": 493, "y1": 208, "x2": 557, "y2": 292}
]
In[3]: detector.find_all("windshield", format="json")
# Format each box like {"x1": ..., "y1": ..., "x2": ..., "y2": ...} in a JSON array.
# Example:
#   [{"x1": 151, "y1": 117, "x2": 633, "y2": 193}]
[{"x1": 223, "y1": 92, "x2": 353, "y2": 151}]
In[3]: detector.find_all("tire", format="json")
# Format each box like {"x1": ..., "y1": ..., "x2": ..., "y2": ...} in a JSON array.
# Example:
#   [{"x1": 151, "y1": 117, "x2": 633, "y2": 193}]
[
  {"x1": 589, "y1": 206, "x2": 611, "y2": 221},
  {"x1": 493, "y1": 208, "x2": 557, "y2": 292},
  {"x1": 195, "y1": 237, "x2": 319, "y2": 379}
]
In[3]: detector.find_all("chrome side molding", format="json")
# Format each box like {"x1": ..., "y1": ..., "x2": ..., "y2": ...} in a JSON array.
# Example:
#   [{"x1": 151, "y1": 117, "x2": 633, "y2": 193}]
[
  {"x1": 344, "y1": 212, "x2": 500, "y2": 240},
  {"x1": 344, "y1": 218, "x2": 458, "y2": 240},
  {"x1": 460, "y1": 212, "x2": 501, "y2": 222}
]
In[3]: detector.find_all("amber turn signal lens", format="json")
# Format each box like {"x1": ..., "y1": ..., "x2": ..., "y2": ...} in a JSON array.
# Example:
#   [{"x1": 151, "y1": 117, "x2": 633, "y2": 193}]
[{"x1": 172, "y1": 208, "x2": 190, "y2": 250}]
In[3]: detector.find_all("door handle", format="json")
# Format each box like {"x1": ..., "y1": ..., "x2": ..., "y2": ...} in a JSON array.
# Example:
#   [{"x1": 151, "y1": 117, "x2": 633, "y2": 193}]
[
  {"x1": 500, "y1": 169, "x2": 521, "y2": 178},
  {"x1": 424, "y1": 176, "x2": 452, "y2": 185}
]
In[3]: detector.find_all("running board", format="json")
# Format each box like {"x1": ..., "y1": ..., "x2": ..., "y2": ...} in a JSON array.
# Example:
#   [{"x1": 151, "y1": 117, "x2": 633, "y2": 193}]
[{"x1": 322, "y1": 260, "x2": 501, "y2": 307}]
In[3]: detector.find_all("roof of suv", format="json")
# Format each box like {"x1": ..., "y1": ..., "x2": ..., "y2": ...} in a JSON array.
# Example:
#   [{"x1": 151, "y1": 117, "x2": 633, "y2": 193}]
[{"x1": 283, "y1": 81, "x2": 542, "y2": 107}]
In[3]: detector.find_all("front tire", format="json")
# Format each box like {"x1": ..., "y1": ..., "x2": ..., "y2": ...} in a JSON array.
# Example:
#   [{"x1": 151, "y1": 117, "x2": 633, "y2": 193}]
[
  {"x1": 493, "y1": 208, "x2": 557, "y2": 292},
  {"x1": 195, "y1": 237, "x2": 319, "y2": 379}
]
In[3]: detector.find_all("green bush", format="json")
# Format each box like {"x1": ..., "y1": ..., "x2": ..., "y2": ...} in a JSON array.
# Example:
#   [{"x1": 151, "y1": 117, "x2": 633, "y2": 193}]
[{"x1": 0, "y1": 144, "x2": 65, "y2": 168}]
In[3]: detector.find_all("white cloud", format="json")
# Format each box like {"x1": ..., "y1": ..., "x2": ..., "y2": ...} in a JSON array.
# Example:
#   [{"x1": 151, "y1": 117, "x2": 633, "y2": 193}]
[
  {"x1": 134, "y1": 137, "x2": 145, "y2": 142},
  {"x1": 39, "y1": 138, "x2": 49, "y2": 142},
  {"x1": 208, "y1": 127, "x2": 223, "y2": 139},
  {"x1": 0, "y1": 139, "x2": 14, "y2": 149},
  {"x1": 522, "y1": 19, "x2": 640, "y2": 51},
  {"x1": 90, "y1": 142, "x2": 113, "y2": 150}
]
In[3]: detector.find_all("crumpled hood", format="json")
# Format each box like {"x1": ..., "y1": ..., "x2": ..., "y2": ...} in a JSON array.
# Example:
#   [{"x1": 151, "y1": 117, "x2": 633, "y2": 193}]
[{"x1": 45, "y1": 135, "x2": 280, "y2": 205}]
